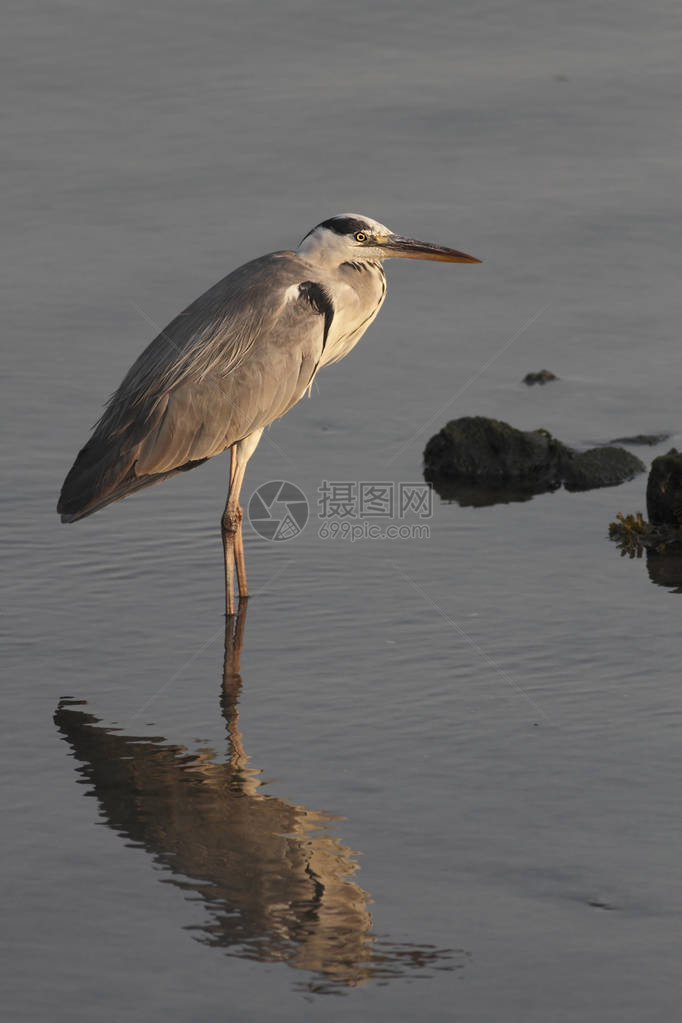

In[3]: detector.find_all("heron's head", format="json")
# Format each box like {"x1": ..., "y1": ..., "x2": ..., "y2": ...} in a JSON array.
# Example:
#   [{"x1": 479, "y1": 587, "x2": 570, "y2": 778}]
[{"x1": 297, "y1": 214, "x2": 480, "y2": 269}]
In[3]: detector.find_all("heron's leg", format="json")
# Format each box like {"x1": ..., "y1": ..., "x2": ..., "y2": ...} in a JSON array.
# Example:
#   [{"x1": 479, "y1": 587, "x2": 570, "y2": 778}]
[
  {"x1": 222, "y1": 452, "x2": 239, "y2": 617},
  {"x1": 234, "y1": 509, "x2": 248, "y2": 599},
  {"x1": 221, "y1": 601, "x2": 249, "y2": 770},
  {"x1": 221, "y1": 429, "x2": 263, "y2": 616}
]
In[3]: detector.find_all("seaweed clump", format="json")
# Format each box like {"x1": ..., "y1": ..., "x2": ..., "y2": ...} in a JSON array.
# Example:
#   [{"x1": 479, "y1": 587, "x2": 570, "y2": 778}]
[{"x1": 609, "y1": 512, "x2": 664, "y2": 559}]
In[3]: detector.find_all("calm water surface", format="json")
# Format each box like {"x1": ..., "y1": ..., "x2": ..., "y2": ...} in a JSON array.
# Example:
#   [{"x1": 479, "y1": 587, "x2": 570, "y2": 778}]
[{"x1": 3, "y1": 1, "x2": 682, "y2": 1020}]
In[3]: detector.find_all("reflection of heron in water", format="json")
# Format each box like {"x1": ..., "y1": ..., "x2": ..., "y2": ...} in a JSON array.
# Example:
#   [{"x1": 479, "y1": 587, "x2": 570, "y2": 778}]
[{"x1": 54, "y1": 605, "x2": 461, "y2": 993}]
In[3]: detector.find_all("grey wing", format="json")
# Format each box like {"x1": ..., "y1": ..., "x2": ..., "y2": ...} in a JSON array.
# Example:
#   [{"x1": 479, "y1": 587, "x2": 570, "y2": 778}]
[
  {"x1": 135, "y1": 289, "x2": 330, "y2": 473},
  {"x1": 58, "y1": 255, "x2": 334, "y2": 521}
]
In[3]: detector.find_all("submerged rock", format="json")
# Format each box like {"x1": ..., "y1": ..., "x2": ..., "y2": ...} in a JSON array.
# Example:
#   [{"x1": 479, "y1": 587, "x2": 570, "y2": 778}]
[
  {"x1": 563, "y1": 447, "x2": 645, "y2": 492},
  {"x1": 607, "y1": 432, "x2": 672, "y2": 447},
  {"x1": 424, "y1": 417, "x2": 568, "y2": 484},
  {"x1": 609, "y1": 453, "x2": 682, "y2": 593},
  {"x1": 646, "y1": 449, "x2": 682, "y2": 525},
  {"x1": 523, "y1": 369, "x2": 558, "y2": 386},
  {"x1": 424, "y1": 416, "x2": 645, "y2": 505}
]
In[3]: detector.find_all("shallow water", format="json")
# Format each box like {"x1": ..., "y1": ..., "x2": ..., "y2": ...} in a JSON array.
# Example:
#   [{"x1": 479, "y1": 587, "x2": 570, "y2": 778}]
[{"x1": 3, "y1": 1, "x2": 682, "y2": 1019}]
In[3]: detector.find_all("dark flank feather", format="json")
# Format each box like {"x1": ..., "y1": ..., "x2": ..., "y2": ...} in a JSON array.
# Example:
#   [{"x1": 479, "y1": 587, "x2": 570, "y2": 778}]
[{"x1": 57, "y1": 437, "x2": 209, "y2": 523}]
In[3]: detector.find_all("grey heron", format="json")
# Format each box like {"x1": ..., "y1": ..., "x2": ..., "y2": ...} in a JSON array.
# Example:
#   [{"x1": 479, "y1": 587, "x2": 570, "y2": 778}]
[{"x1": 58, "y1": 214, "x2": 480, "y2": 613}]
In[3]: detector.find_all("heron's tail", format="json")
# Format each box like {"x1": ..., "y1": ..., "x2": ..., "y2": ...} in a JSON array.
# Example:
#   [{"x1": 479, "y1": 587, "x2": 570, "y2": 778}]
[{"x1": 57, "y1": 433, "x2": 207, "y2": 523}]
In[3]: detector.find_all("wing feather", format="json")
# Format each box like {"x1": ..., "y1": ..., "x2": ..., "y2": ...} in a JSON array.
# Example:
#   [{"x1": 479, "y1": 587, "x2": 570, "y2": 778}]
[{"x1": 58, "y1": 254, "x2": 333, "y2": 521}]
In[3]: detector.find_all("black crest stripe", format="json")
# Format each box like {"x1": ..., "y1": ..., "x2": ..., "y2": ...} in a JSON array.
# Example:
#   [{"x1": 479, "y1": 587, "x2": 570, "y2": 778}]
[{"x1": 317, "y1": 216, "x2": 371, "y2": 237}]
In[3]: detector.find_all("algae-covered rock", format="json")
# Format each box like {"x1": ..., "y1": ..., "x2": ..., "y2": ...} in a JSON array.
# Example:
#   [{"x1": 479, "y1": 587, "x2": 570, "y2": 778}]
[
  {"x1": 608, "y1": 453, "x2": 682, "y2": 592},
  {"x1": 563, "y1": 446, "x2": 645, "y2": 492},
  {"x1": 423, "y1": 417, "x2": 569, "y2": 485},
  {"x1": 646, "y1": 449, "x2": 682, "y2": 525},
  {"x1": 523, "y1": 369, "x2": 558, "y2": 386},
  {"x1": 424, "y1": 416, "x2": 645, "y2": 504}
]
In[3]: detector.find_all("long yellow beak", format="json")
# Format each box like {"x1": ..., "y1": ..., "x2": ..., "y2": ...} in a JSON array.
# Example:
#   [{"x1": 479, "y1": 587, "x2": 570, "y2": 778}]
[{"x1": 382, "y1": 234, "x2": 481, "y2": 263}]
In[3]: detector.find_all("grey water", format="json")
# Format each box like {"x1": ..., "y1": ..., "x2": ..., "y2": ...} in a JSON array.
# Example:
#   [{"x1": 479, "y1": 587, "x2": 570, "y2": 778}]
[{"x1": 3, "y1": 1, "x2": 682, "y2": 1020}]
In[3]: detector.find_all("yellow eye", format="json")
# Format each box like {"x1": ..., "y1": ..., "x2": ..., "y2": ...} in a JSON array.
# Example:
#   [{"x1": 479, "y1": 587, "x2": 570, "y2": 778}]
[{"x1": 354, "y1": 231, "x2": 367, "y2": 243}]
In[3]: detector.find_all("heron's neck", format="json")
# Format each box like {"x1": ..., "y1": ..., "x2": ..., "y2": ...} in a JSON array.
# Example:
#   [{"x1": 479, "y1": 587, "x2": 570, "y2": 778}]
[
  {"x1": 338, "y1": 259, "x2": 387, "y2": 306},
  {"x1": 341, "y1": 259, "x2": 385, "y2": 274}
]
